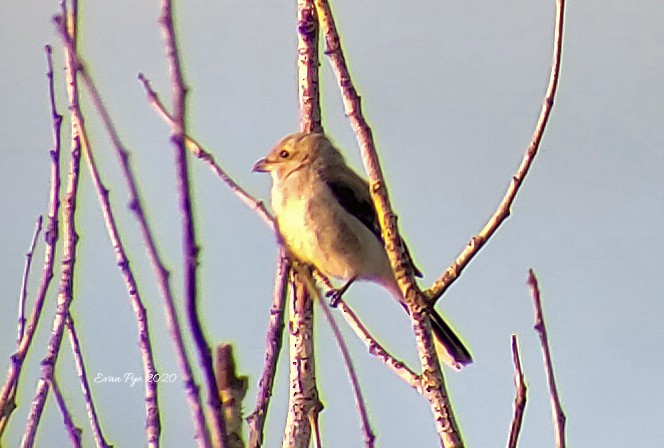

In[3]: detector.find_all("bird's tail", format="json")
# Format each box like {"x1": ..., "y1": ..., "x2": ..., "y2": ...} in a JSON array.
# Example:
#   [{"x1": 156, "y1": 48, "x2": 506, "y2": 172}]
[
  {"x1": 383, "y1": 279, "x2": 472, "y2": 370},
  {"x1": 430, "y1": 309, "x2": 473, "y2": 371}
]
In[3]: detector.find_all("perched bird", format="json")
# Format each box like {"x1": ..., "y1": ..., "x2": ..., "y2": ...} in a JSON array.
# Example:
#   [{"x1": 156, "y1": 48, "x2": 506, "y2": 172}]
[{"x1": 253, "y1": 132, "x2": 472, "y2": 370}]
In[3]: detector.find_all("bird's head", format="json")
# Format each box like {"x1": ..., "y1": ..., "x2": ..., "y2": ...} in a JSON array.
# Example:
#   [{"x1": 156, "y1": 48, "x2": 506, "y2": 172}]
[{"x1": 252, "y1": 132, "x2": 344, "y2": 179}]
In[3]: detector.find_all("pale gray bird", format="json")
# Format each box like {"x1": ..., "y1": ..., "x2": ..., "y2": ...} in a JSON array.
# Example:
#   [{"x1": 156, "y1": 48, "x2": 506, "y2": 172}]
[{"x1": 253, "y1": 132, "x2": 472, "y2": 369}]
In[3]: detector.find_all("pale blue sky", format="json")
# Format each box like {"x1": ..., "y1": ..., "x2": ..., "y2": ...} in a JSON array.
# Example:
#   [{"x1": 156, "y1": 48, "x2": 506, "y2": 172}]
[{"x1": 1, "y1": 1, "x2": 662, "y2": 446}]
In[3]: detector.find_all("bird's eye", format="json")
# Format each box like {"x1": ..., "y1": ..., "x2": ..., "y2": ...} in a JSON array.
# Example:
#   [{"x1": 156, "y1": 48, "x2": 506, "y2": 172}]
[{"x1": 279, "y1": 150, "x2": 290, "y2": 159}]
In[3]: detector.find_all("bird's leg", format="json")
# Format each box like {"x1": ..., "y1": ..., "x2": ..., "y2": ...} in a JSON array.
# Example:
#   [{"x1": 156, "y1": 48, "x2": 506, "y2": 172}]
[{"x1": 326, "y1": 276, "x2": 357, "y2": 307}]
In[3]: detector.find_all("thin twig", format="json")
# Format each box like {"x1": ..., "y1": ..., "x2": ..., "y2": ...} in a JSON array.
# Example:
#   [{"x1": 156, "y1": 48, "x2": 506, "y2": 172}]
[
  {"x1": 21, "y1": 2, "x2": 84, "y2": 444},
  {"x1": 507, "y1": 335, "x2": 527, "y2": 448},
  {"x1": 17, "y1": 216, "x2": 43, "y2": 345},
  {"x1": 65, "y1": 315, "x2": 110, "y2": 448},
  {"x1": 52, "y1": 17, "x2": 162, "y2": 447},
  {"x1": 335, "y1": 299, "x2": 420, "y2": 390},
  {"x1": 0, "y1": 45, "x2": 62, "y2": 436},
  {"x1": 317, "y1": 297, "x2": 375, "y2": 447},
  {"x1": 137, "y1": 74, "x2": 275, "y2": 231},
  {"x1": 54, "y1": 4, "x2": 210, "y2": 445},
  {"x1": 159, "y1": 0, "x2": 226, "y2": 445},
  {"x1": 312, "y1": 271, "x2": 419, "y2": 388},
  {"x1": 426, "y1": 0, "x2": 567, "y2": 303},
  {"x1": 83, "y1": 58, "x2": 209, "y2": 448},
  {"x1": 527, "y1": 270, "x2": 566, "y2": 448},
  {"x1": 247, "y1": 252, "x2": 289, "y2": 448},
  {"x1": 50, "y1": 376, "x2": 82, "y2": 448}
]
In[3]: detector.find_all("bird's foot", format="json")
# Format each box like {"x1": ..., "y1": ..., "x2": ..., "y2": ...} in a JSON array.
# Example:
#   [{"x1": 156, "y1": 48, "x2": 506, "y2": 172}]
[{"x1": 326, "y1": 289, "x2": 343, "y2": 308}]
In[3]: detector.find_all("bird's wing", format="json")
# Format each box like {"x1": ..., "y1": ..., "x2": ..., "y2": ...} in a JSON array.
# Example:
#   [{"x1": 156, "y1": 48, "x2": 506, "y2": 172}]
[
  {"x1": 322, "y1": 164, "x2": 422, "y2": 277},
  {"x1": 322, "y1": 165, "x2": 382, "y2": 241}
]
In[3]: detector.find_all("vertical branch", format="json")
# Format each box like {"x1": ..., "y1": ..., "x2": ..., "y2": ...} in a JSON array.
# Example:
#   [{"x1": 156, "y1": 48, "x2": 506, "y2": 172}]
[
  {"x1": 17, "y1": 216, "x2": 43, "y2": 345},
  {"x1": 282, "y1": 273, "x2": 322, "y2": 448},
  {"x1": 215, "y1": 345, "x2": 248, "y2": 448},
  {"x1": 21, "y1": 1, "x2": 84, "y2": 444},
  {"x1": 158, "y1": 1, "x2": 226, "y2": 446},
  {"x1": 297, "y1": 0, "x2": 322, "y2": 134},
  {"x1": 64, "y1": 316, "x2": 110, "y2": 448},
  {"x1": 506, "y1": 335, "x2": 527, "y2": 448},
  {"x1": 247, "y1": 252, "x2": 289, "y2": 448},
  {"x1": 409, "y1": 309, "x2": 464, "y2": 448},
  {"x1": 0, "y1": 45, "x2": 62, "y2": 436},
  {"x1": 527, "y1": 270, "x2": 566, "y2": 448},
  {"x1": 282, "y1": 1, "x2": 324, "y2": 446}
]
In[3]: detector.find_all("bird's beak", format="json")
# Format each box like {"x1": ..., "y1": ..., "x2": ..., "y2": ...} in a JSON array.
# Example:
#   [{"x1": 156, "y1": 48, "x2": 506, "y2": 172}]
[{"x1": 252, "y1": 157, "x2": 269, "y2": 173}]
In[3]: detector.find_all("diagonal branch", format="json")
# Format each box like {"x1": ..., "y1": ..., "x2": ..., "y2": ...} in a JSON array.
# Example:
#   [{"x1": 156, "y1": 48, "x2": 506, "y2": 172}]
[
  {"x1": 335, "y1": 299, "x2": 420, "y2": 390},
  {"x1": 317, "y1": 297, "x2": 375, "y2": 448},
  {"x1": 50, "y1": 376, "x2": 82, "y2": 448},
  {"x1": 0, "y1": 45, "x2": 63, "y2": 437},
  {"x1": 247, "y1": 251, "x2": 289, "y2": 448},
  {"x1": 137, "y1": 74, "x2": 275, "y2": 231},
  {"x1": 17, "y1": 215, "x2": 43, "y2": 345},
  {"x1": 528, "y1": 270, "x2": 566, "y2": 448},
  {"x1": 65, "y1": 315, "x2": 110, "y2": 448},
  {"x1": 314, "y1": 1, "x2": 463, "y2": 446},
  {"x1": 21, "y1": 2, "x2": 84, "y2": 444},
  {"x1": 506, "y1": 334, "x2": 527, "y2": 448},
  {"x1": 52, "y1": 18, "x2": 163, "y2": 447},
  {"x1": 426, "y1": 0, "x2": 567, "y2": 303}
]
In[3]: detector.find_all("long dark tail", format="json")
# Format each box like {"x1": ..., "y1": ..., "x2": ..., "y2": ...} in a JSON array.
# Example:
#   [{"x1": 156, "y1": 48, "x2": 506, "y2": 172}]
[
  {"x1": 430, "y1": 310, "x2": 473, "y2": 370},
  {"x1": 385, "y1": 280, "x2": 472, "y2": 370}
]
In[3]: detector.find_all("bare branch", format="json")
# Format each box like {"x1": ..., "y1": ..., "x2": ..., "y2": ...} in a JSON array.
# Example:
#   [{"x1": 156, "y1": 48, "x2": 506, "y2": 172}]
[
  {"x1": 0, "y1": 44, "x2": 63, "y2": 437},
  {"x1": 137, "y1": 74, "x2": 275, "y2": 231},
  {"x1": 528, "y1": 270, "x2": 566, "y2": 448},
  {"x1": 50, "y1": 377, "x2": 82, "y2": 448},
  {"x1": 335, "y1": 299, "x2": 420, "y2": 390},
  {"x1": 426, "y1": 0, "x2": 567, "y2": 303},
  {"x1": 21, "y1": 2, "x2": 85, "y2": 443},
  {"x1": 51, "y1": 17, "x2": 163, "y2": 447},
  {"x1": 17, "y1": 215, "x2": 43, "y2": 345},
  {"x1": 281, "y1": 3, "x2": 324, "y2": 446},
  {"x1": 297, "y1": 0, "x2": 322, "y2": 134},
  {"x1": 65, "y1": 315, "x2": 110, "y2": 448},
  {"x1": 317, "y1": 297, "x2": 375, "y2": 447},
  {"x1": 215, "y1": 345, "x2": 248, "y2": 448},
  {"x1": 282, "y1": 271, "x2": 322, "y2": 448},
  {"x1": 314, "y1": 1, "x2": 462, "y2": 445},
  {"x1": 314, "y1": 0, "x2": 418, "y2": 298},
  {"x1": 159, "y1": 0, "x2": 227, "y2": 444},
  {"x1": 506, "y1": 335, "x2": 527, "y2": 448},
  {"x1": 247, "y1": 252, "x2": 289, "y2": 448}
]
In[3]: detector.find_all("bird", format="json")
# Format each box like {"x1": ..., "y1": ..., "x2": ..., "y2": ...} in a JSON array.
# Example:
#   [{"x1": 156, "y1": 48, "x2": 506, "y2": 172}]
[{"x1": 253, "y1": 132, "x2": 472, "y2": 370}]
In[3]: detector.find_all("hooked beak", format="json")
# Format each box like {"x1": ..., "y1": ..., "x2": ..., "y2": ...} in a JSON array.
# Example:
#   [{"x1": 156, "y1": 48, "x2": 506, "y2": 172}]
[{"x1": 252, "y1": 157, "x2": 270, "y2": 173}]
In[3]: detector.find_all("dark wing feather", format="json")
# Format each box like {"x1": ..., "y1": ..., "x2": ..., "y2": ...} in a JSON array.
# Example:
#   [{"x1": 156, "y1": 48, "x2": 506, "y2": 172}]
[
  {"x1": 322, "y1": 165, "x2": 422, "y2": 277},
  {"x1": 324, "y1": 176, "x2": 382, "y2": 242}
]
